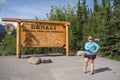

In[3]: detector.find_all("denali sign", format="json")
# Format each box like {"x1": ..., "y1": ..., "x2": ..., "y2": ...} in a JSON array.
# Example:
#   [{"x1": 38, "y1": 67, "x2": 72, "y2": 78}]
[{"x1": 2, "y1": 18, "x2": 70, "y2": 58}]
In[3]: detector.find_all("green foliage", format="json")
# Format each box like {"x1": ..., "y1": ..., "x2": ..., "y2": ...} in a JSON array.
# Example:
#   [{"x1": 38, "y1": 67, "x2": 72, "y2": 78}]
[
  {"x1": 99, "y1": 0, "x2": 120, "y2": 60},
  {"x1": 0, "y1": 35, "x2": 16, "y2": 56}
]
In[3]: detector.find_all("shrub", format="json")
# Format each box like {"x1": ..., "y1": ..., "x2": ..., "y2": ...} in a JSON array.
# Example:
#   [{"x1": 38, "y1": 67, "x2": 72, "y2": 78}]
[{"x1": 0, "y1": 35, "x2": 16, "y2": 56}]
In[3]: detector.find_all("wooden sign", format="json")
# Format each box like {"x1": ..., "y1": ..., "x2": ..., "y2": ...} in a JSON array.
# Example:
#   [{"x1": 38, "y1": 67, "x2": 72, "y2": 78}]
[
  {"x1": 21, "y1": 23, "x2": 65, "y2": 47},
  {"x1": 2, "y1": 18, "x2": 70, "y2": 58}
]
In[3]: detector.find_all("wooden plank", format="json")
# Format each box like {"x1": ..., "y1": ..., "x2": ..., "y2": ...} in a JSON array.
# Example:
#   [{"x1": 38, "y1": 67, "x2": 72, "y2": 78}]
[
  {"x1": 20, "y1": 23, "x2": 65, "y2": 47},
  {"x1": 2, "y1": 18, "x2": 70, "y2": 25}
]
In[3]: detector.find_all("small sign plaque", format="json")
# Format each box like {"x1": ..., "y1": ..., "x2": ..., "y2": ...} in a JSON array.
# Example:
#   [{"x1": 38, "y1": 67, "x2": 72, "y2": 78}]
[{"x1": 5, "y1": 24, "x2": 14, "y2": 35}]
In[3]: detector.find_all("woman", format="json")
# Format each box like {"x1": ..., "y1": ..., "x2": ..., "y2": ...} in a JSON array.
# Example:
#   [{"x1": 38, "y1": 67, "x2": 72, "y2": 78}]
[{"x1": 84, "y1": 36, "x2": 100, "y2": 75}]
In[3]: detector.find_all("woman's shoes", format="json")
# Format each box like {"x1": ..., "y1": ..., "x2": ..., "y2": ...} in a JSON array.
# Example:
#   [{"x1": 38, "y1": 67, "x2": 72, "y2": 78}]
[
  {"x1": 84, "y1": 71, "x2": 94, "y2": 75},
  {"x1": 84, "y1": 71, "x2": 87, "y2": 74},
  {"x1": 90, "y1": 72, "x2": 94, "y2": 75}
]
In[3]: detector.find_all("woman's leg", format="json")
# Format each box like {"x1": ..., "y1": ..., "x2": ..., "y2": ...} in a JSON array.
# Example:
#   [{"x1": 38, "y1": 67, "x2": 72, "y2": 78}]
[
  {"x1": 84, "y1": 58, "x2": 89, "y2": 73},
  {"x1": 89, "y1": 59, "x2": 94, "y2": 74}
]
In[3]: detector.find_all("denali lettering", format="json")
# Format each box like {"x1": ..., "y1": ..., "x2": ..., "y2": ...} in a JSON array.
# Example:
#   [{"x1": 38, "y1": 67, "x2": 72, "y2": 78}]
[{"x1": 31, "y1": 25, "x2": 56, "y2": 30}]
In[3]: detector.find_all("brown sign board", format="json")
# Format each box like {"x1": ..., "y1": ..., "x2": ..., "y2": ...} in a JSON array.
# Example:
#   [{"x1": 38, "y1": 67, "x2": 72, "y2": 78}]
[
  {"x1": 20, "y1": 23, "x2": 65, "y2": 47},
  {"x1": 2, "y1": 18, "x2": 70, "y2": 58}
]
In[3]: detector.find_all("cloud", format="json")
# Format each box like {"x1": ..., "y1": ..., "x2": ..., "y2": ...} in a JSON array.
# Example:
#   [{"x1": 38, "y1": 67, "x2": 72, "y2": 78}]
[
  {"x1": 9, "y1": 5, "x2": 43, "y2": 15},
  {"x1": 8, "y1": 3, "x2": 51, "y2": 19},
  {"x1": 0, "y1": 0, "x2": 7, "y2": 10},
  {"x1": 0, "y1": 0, "x2": 7, "y2": 5}
]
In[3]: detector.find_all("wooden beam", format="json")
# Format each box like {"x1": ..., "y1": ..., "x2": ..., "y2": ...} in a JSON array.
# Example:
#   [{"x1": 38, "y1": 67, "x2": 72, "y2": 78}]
[{"x1": 2, "y1": 18, "x2": 70, "y2": 25}]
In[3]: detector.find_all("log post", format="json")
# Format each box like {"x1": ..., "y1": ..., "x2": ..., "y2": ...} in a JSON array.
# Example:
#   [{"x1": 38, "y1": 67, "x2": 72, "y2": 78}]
[
  {"x1": 16, "y1": 22, "x2": 21, "y2": 58},
  {"x1": 65, "y1": 24, "x2": 69, "y2": 56}
]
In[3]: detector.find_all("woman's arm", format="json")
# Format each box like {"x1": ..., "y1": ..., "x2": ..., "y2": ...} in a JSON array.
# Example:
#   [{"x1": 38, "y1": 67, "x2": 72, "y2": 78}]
[
  {"x1": 94, "y1": 43, "x2": 100, "y2": 53},
  {"x1": 84, "y1": 43, "x2": 90, "y2": 50}
]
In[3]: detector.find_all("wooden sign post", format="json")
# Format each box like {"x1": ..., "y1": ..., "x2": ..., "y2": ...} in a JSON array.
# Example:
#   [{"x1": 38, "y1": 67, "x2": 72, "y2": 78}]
[{"x1": 2, "y1": 18, "x2": 70, "y2": 58}]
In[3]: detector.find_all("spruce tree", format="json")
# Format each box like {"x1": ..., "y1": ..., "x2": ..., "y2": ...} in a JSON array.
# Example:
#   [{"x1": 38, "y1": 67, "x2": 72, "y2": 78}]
[
  {"x1": 94, "y1": 0, "x2": 99, "y2": 12},
  {"x1": 76, "y1": 0, "x2": 83, "y2": 50},
  {"x1": 107, "y1": 0, "x2": 120, "y2": 59}
]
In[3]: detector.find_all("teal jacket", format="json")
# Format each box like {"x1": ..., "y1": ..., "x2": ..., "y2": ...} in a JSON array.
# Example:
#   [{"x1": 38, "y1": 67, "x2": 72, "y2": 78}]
[{"x1": 84, "y1": 42, "x2": 100, "y2": 55}]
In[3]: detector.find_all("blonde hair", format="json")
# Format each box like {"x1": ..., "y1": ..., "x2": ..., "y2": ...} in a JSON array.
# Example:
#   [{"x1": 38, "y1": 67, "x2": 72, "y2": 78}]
[
  {"x1": 88, "y1": 36, "x2": 94, "y2": 41},
  {"x1": 88, "y1": 36, "x2": 93, "y2": 39}
]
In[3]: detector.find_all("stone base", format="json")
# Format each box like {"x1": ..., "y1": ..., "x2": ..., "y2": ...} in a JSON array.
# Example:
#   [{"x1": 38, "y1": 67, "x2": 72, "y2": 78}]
[
  {"x1": 28, "y1": 57, "x2": 41, "y2": 65},
  {"x1": 42, "y1": 59, "x2": 52, "y2": 63},
  {"x1": 77, "y1": 51, "x2": 85, "y2": 56}
]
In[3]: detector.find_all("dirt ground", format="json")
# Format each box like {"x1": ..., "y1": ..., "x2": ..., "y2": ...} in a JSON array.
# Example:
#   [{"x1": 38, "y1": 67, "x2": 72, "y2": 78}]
[{"x1": 0, "y1": 55, "x2": 120, "y2": 80}]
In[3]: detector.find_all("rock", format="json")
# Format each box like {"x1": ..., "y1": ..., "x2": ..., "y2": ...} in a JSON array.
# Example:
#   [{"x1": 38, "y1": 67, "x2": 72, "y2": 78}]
[
  {"x1": 77, "y1": 51, "x2": 86, "y2": 56},
  {"x1": 28, "y1": 57, "x2": 41, "y2": 65},
  {"x1": 42, "y1": 59, "x2": 52, "y2": 63}
]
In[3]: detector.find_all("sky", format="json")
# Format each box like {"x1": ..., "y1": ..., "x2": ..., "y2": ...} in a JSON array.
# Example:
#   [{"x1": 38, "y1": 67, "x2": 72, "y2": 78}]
[{"x1": 0, "y1": 0, "x2": 102, "y2": 25}]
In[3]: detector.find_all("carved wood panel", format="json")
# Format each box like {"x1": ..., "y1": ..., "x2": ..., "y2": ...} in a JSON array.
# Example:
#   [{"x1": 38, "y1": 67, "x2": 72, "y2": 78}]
[{"x1": 20, "y1": 23, "x2": 65, "y2": 47}]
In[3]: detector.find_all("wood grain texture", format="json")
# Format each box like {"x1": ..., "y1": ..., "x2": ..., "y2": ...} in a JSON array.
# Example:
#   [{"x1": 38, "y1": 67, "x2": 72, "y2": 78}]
[{"x1": 20, "y1": 23, "x2": 65, "y2": 47}]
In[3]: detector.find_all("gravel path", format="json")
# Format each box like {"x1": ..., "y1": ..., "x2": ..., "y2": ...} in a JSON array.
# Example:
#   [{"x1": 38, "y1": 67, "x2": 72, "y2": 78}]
[{"x1": 0, "y1": 55, "x2": 120, "y2": 80}]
